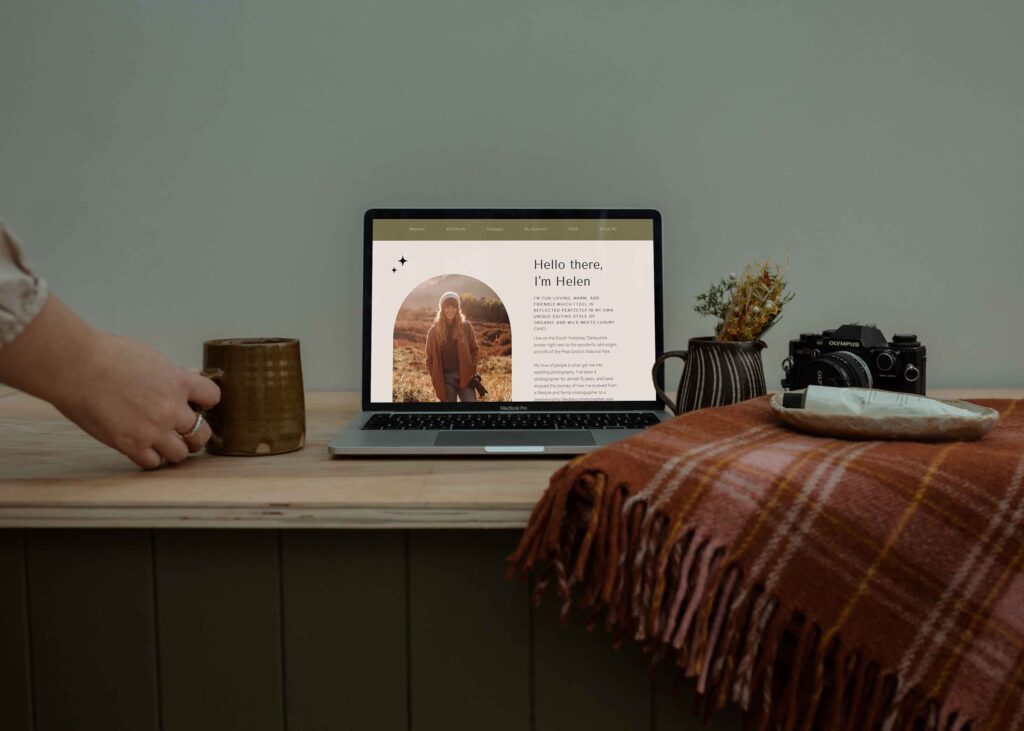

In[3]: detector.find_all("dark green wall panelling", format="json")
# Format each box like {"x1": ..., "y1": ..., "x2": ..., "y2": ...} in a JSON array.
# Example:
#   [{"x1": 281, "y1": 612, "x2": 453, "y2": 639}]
[
  {"x1": 532, "y1": 591, "x2": 652, "y2": 731},
  {"x1": 0, "y1": 531, "x2": 32, "y2": 731},
  {"x1": 154, "y1": 530, "x2": 284, "y2": 731},
  {"x1": 282, "y1": 530, "x2": 408, "y2": 730},
  {"x1": 0, "y1": 528, "x2": 744, "y2": 731},
  {"x1": 409, "y1": 531, "x2": 531, "y2": 731},
  {"x1": 25, "y1": 529, "x2": 159, "y2": 731},
  {"x1": 653, "y1": 664, "x2": 746, "y2": 731}
]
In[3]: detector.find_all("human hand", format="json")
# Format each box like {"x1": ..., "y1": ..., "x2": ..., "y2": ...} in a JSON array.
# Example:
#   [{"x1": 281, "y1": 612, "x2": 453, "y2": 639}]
[
  {"x1": 53, "y1": 331, "x2": 221, "y2": 469},
  {"x1": 0, "y1": 294, "x2": 221, "y2": 469}
]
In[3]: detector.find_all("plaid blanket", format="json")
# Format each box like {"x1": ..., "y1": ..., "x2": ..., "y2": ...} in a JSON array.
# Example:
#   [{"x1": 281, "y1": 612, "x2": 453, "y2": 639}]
[{"x1": 509, "y1": 397, "x2": 1024, "y2": 731}]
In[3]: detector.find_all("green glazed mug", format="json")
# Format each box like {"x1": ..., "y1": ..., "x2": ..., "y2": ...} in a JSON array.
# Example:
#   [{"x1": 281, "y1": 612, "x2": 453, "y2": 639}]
[{"x1": 200, "y1": 338, "x2": 306, "y2": 456}]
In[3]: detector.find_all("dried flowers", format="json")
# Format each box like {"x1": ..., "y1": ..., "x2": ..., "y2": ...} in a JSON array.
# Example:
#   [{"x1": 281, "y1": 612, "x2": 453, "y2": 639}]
[{"x1": 694, "y1": 260, "x2": 795, "y2": 342}]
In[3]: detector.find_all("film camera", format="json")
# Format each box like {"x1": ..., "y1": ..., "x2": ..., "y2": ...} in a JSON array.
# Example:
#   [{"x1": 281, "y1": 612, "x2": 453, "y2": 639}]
[
  {"x1": 469, "y1": 373, "x2": 488, "y2": 398},
  {"x1": 781, "y1": 324, "x2": 926, "y2": 394}
]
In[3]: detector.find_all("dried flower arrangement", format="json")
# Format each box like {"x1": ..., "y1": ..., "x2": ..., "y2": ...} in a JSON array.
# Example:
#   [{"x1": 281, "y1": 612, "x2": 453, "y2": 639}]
[{"x1": 694, "y1": 260, "x2": 795, "y2": 342}]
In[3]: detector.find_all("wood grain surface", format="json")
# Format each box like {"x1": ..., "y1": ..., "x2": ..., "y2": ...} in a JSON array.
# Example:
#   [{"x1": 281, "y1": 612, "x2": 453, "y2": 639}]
[
  {"x1": 0, "y1": 391, "x2": 559, "y2": 528},
  {"x1": 0, "y1": 389, "x2": 1018, "y2": 529}
]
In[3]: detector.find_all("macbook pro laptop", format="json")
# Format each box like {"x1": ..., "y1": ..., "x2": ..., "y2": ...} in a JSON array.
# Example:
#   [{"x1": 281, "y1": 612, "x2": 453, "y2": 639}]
[{"x1": 329, "y1": 208, "x2": 667, "y2": 455}]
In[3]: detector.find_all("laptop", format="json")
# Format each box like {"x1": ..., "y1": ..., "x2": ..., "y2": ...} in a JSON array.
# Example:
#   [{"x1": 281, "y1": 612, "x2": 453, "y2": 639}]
[{"x1": 329, "y1": 208, "x2": 667, "y2": 455}]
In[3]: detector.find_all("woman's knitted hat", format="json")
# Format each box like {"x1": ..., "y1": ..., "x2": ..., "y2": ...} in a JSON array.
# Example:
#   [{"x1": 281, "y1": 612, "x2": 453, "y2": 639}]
[{"x1": 439, "y1": 291, "x2": 461, "y2": 308}]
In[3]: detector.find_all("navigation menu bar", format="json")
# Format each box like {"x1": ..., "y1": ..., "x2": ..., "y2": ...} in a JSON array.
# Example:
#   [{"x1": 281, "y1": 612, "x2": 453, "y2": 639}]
[{"x1": 373, "y1": 219, "x2": 653, "y2": 241}]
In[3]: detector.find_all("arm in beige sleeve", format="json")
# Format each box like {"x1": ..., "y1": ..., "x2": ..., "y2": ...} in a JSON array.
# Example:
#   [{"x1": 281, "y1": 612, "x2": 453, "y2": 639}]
[
  {"x1": 0, "y1": 222, "x2": 49, "y2": 349},
  {"x1": 0, "y1": 222, "x2": 220, "y2": 469}
]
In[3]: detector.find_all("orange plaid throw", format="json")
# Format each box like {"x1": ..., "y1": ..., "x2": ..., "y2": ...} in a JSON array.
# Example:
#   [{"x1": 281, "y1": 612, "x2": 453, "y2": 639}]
[{"x1": 509, "y1": 397, "x2": 1024, "y2": 731}]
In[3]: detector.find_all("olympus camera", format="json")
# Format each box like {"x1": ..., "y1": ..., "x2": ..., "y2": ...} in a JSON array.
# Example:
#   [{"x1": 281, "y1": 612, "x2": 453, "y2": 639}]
[{"x1": 781, "y1": 324, "x2": 926, "y2": 394}]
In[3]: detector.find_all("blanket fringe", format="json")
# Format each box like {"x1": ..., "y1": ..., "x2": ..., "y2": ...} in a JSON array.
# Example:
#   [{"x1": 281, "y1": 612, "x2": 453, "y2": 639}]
[{"x1": 509, "y1": 471, "x2": 976, "y2": 731}]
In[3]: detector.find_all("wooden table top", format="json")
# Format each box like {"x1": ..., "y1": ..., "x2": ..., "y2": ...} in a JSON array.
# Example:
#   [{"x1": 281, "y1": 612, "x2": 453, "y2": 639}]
[{"x1": 0, "y1": 387, "x2": 1019, "y2": 529}]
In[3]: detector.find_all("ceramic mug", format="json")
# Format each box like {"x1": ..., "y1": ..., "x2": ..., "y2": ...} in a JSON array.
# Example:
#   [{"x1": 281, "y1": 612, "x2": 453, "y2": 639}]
[
  {"x1": 200, "y1": 338, "x2": 306, "y2": 455},
  {"x1": 652, "y1": 337, "x2": 767, "y2": 416}
]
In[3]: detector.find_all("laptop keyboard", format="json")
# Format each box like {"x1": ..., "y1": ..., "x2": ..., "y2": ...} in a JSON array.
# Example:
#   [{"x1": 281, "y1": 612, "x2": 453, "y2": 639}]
[{"x1": 363, "y1": 412, "x2": 661, "y2": 431}]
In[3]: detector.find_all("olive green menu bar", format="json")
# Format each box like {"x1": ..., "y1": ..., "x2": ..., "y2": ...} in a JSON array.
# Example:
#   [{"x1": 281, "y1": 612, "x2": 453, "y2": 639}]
[{"x1": 373, "y1": 219, "x2": 653, "y2": 241}]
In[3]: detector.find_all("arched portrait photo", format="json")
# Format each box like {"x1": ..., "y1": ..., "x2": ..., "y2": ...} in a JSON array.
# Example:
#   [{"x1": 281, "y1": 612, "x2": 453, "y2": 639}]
[{"x1": 392, "y1": 274, "x2": 512, "y2": 402}]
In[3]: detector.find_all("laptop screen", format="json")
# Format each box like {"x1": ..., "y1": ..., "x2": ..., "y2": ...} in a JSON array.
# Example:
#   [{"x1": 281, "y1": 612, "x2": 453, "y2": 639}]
[{"x1": 364, "y1": 210, "x2": 662, "y2": 410}]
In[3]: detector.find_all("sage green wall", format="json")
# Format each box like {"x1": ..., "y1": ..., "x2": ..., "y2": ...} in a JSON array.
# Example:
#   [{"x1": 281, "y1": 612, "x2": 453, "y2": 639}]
[{"x1": 1, "y1": 0, "x2": 1022, "y2": 389}]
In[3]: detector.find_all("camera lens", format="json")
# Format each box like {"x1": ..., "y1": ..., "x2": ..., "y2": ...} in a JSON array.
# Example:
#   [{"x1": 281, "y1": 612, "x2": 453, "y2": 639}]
[{"x1": 790, "y1": 351, "x2": 873, "y2": 389}]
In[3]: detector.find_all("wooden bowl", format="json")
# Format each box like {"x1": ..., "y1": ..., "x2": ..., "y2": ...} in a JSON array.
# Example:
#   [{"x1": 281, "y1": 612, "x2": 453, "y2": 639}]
[{"x1": 769, "y1": 393, "x2": 999, "y2": 441}]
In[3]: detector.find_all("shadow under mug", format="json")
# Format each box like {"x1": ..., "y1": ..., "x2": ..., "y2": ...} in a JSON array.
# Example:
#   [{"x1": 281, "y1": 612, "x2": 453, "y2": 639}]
[
  {"x1": 652, "y1": 337, "x2": 767, "y2": 416},
  {"x1": 200, "y1": 338, "x2": 306, "y2": 456}
]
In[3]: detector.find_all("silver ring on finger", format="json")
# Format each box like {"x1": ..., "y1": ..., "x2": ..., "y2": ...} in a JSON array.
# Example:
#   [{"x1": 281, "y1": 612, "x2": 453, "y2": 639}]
[{"x1": 178, "y1": 412, "x2": 204, "y2": 439}]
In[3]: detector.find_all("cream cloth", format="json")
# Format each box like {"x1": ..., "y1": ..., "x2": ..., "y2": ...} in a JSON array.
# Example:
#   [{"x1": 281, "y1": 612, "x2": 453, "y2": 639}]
[{"x1": 0, "y1": 222, "x2": 49, "y2": 348}]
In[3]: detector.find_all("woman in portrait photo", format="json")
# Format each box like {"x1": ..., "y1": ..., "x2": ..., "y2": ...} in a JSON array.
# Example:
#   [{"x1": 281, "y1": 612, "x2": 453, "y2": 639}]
[{"x1": 424, "y1": 291, "x2": 479, "y2": 402}]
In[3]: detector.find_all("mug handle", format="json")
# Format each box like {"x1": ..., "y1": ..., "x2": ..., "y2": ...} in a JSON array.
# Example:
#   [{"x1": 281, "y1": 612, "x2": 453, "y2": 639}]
[
  {"x1": 200, "y1": 368, "x2": 224, "y2": 383},
  {"x1": 651, "y1": 350, "x2": 688, "y2": 415}
]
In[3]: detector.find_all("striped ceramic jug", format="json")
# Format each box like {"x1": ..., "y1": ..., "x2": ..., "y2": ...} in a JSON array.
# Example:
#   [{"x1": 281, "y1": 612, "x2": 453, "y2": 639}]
[{"x1": 652, "y1": 337, "x2": 767, "y2": 416}]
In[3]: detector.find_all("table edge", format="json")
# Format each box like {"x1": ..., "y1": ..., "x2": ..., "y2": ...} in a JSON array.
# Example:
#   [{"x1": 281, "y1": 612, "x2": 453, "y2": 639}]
[
  {"x1": 0, "y1": 504, "x2": 534, "y2": 529},
  {"x1": 3, "y1": 388, "x2": 1020, "y2": 530}
]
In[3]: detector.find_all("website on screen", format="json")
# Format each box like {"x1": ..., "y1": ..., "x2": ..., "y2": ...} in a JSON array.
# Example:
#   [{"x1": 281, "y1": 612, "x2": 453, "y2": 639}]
[{"x1": 370, "y1": 218, "x2": 656, "y2": 404}]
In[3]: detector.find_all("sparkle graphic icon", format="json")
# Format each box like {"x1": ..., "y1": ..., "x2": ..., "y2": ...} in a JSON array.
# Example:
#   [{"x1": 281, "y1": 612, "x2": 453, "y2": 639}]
[
  {"x1": 399, "y1": 256, "x2": 407, "y2": 265},
  {"x1": 392, "y1": 267, "x2": 397, "y2": 273}
]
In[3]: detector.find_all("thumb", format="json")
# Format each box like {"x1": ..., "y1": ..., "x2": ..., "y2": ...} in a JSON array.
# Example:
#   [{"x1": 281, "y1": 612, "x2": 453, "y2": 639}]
[{"x1": 187, "y1": 369, "x2": 221, "y2": 409}]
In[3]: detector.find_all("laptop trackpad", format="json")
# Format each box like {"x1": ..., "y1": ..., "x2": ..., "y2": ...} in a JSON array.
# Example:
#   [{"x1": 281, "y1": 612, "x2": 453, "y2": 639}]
[{"x1": 434, "y1": 430, "x2": 595, "y2": 447}]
